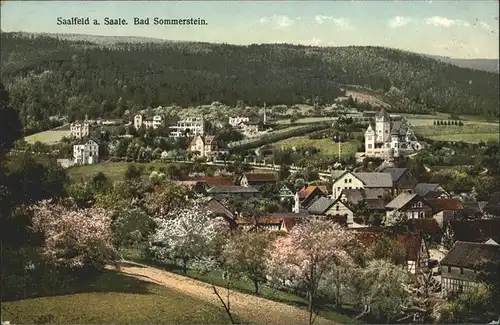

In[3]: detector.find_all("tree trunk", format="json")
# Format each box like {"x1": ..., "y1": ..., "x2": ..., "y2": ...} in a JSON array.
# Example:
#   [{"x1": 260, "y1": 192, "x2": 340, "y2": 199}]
[
  {"x1": 308, "y1": 289, "x2": 315, "y2": 325},
  {"x1": 253, "y1": 279, "x2": 259, "y2": 295},
  {"x1": 182, "y1": 258, "x2": 188, "y2": 274}
]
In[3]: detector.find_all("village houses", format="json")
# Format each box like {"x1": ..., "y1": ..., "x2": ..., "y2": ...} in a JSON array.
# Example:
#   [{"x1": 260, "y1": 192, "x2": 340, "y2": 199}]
[
  {"x1": 73, "y1": 138, "x2": 99, "y2": 165},
  {"x1": 133, "y1": 114, "x2": 164, "y2": 130},
  {"x1": 331, "y1": 171, "x2": 393, "y2": 200},
  {"x1": 189, "y1": 135, "x2": 226, "y2": 157},
  {"x1": 170, "y1": 117, "x2": 204, "y2": 138},
  {"x1": 440, "y1": 239, "x2": 500, "y2": 297},
  {"x1": 70, "y1": 120, "x2": 91, "y2": 139}
]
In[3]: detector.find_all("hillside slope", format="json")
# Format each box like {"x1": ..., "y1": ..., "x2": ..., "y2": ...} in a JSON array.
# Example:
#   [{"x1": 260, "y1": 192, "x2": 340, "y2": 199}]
[{"x1": 1, "y1": 32, "x2": 498, "y2": 129}]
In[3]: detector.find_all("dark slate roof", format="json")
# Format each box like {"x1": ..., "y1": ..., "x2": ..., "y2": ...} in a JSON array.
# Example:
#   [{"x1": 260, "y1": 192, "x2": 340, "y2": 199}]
[
  {"x1": 424, "y1": 190, "x2": 445, "y2": 199},
  {"x1": 307, "y1": 197, "x2": 336, "y2": 215},
  {"x1": 449, "y1": 219, "x2": 500, "y2": 243},
  {"x1": 440, "y1": 241, "x2": 500, "y2": 269},
  {"x1": 413, "y1": 183, "x2": 440, "y2": 197},
  {"x1": 407, "y1": 218, "x2": 442, "y2": 236},
  {"x1": 353, "y1": 172, "x2": 393, "y2": 188},
  {"x1": 365, "y1": 198, "x2": 386, "y2": 211},
  {"x1": 331, "y1": 170, "x2": 348, "y2": 180},
  {"x1": 342, "y1": 189, "x2": 364, "y2": 205},
  {"x1": 386, "y1": 193, "x2": 418, "y2": 209},
  {"x1": 382, "y1": 167, "x2": 409, "y2": 182},
  {"x1": 207, "y1": 186, "x2": 259, "y2": 193},
  {"x1": 206, "y1": 197, "x2": 235, "y2": 219}
]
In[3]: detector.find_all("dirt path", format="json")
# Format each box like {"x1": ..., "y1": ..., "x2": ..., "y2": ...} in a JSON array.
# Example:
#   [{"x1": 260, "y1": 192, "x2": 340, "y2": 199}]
[{"x1": 108, "y1": 261, "x2": 335, "y2": 325}]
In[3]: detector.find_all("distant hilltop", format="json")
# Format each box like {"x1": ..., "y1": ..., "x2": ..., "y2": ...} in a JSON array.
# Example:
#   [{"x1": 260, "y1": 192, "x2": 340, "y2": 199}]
[
  {"x1": 422, "y1": 54, "x2": 499, "y2": 74},
  {"x1": 2, "y1": 31, "x2": 498, "y2": 73}
]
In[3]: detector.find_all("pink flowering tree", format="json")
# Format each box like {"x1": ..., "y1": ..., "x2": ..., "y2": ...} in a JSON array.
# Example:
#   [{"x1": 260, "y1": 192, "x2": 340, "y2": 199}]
[
  {"x1": 149, "y1": 196, "x2": 223, "y2": 274},
  {"x1": 30, "y1": 199, "x2": 117, "y2": 270},
  {"x1": 267, "y1": 219, "x2": 358, "y2": 324}
]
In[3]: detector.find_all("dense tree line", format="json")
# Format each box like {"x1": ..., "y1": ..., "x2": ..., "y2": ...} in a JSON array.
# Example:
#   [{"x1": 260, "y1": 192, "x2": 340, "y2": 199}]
[{"x1": 1, "y1": 33, "x2": 499, "y2": 133}]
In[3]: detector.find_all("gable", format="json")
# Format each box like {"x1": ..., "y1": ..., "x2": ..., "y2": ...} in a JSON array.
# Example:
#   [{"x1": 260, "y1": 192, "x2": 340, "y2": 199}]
[
  {"x1": 325, "y1": 200, "x2": 352, "y2": 215},
  {"x1": 332, "y1": 172, "x2": 360, "y2": 187}
]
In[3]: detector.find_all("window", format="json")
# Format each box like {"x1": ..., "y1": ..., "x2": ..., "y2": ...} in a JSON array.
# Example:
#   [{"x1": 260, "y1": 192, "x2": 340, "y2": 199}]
[
  {"x1": 337, "y1": 187, "x2": 341, "y2": 192},
  {"x1": 348, "y1": 179, "x2": 352, "y2": 183},
  {"x1": 344, "y1": 179, "x2": 348, "y2": 183},
  {"x1": 448, "y1": 266, "x2": 451, "y2": 273},
  {"x1": 460, "y1": 268, "x2": 463, "y2": 274},
  {"x1": 385, "y1": 130, "x2": 388, "y2": 133},
  {"x1": 417, "y1": 202, "x2": 423, "y2": 208},
  {"x1": 336, "y1": 205, "x2": 340, "y2": 211},
  {"x1": 419, "y1": 212, "x2": 424, "y2": 218},
  {"x1": 368, "y1": 144, "x2": 372, "y2": 148}
]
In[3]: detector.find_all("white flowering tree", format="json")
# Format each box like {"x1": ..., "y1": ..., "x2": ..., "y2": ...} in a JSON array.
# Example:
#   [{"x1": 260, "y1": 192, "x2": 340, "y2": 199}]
[
  {"x1": 267, "y1": 219, "x2": 358, "y2": 325},
  {"x1": 356, "y1": 259, "x2": 412, "y2": 323},
  {"x1": 149, "y1": 196, "x2": 221, "y2": 274},
  {"x1": 30, "y1": 199, "x2": 117, "y2": 270}
]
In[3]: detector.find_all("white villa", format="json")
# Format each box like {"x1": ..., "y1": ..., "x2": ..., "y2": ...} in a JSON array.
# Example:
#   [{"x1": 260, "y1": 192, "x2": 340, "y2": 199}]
[
  {"x1": 73, "y1": 139, "x2": 99, "y2": 165},
  {"x1": 170, "y1": 117, "x2": 204, "y2": 137},
  {"x1": 364, "y1": 108, "x2": 423, "y2": 158},
  {"x1": 133, "y1": 115, "x2": 164, "y2": 130},
  {"x1": 70, "y1": 120, "x2": 91, "y2": 139}
]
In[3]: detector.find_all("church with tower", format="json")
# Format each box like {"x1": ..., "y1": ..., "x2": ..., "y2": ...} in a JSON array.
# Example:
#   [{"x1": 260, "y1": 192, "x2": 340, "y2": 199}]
[{"x1": 364, "y1": 108, "x2": 423, "y2": 158}]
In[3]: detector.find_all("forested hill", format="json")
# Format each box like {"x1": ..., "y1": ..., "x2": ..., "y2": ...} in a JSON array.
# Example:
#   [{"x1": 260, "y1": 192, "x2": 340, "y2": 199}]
[{"x1": 1, "y1": 32, "x2": 498, "y2": 129}]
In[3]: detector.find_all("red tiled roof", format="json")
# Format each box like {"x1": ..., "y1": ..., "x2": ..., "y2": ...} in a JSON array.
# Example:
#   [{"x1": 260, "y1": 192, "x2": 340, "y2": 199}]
[
  {"x1": 398, "y1": 233, "x2": 422, "y2": 261},
  {"x1": 427, "y1": 198, "x2": 464, "y2": 211},
  {"x1": 298, "y1": 185, "x2": 329, "y2": 199},
  {"x1": 281, "y1": 218, "x2": 297, "y2": 232}
]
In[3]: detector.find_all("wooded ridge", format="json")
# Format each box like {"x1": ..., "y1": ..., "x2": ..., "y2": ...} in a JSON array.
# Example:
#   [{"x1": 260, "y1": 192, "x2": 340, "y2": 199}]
[{"x1": 1, "y1": 32, "x2": 498, "y2": 130}]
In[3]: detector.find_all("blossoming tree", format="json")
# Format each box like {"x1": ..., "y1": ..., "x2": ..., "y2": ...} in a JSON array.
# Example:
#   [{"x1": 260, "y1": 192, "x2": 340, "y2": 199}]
[
  {"x1": 149, "y1": 196, "x2": 222, "y2": 274},
  {"x1": 223, "y1": 230, "x2": 277, "y2": 295},
  {"x1": 267, "y1": 219, "x2": 358, "y2": 324},
  {"x1": 30, "y1": 199, "x2": 117, "y2": 270}
]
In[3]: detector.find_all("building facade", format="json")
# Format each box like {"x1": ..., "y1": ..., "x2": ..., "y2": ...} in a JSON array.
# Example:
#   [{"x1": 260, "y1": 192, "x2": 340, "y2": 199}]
[
  {"x1": 189, "y1": 135, "x2": 225, "y2": 157},
  {"x1": 133, "y1": 115, "x2": 164, "y2": 130},
  {"x1": 73, "y1": 139, "x2": 99, "y2": 165},
  {"x1": 364, "y1": 109, "x2": 423, "y2": 158},
  {"x1": 170, "y1": 117, "x2": 204, "y2": 137}
]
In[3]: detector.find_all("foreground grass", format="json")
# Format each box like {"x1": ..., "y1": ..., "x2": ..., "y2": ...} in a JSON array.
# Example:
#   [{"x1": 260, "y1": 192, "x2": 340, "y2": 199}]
[
  {"x1": 24, "y1": 130, "x2": 71, "y2": 144},
  {"x1": 274, "y1": 136, "x2": 360, "y2": 157},
  {"x1": 120, "y1": 248, "x2": 362, "y2": 324},
  {"x1": 1, "y1": 269, "x2": 235, "y2": 324}
]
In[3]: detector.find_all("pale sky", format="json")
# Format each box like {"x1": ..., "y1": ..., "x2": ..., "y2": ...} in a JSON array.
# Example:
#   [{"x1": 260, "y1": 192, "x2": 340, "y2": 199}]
[{"x1": 1, "y1": 1, "x2": 499, "y2": 59}]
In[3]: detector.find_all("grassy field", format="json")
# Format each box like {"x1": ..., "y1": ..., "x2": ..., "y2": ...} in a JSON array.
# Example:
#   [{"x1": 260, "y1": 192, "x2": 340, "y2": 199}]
[
  {"x1": 1, "y1": 268, "x2": 238, "y2": 324},
  {"x1": 66, "y1": 161, "x2": 175, "y2": 181},
  {"x1": 274, "y1": 136, "x2": 360, "y2": 157},
  {"x1": 413, "y1": 123, "x2": 499, "y2": 143},
  {"x1": 24, "y1": 129, "x2": 71, "y2": 144}
]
